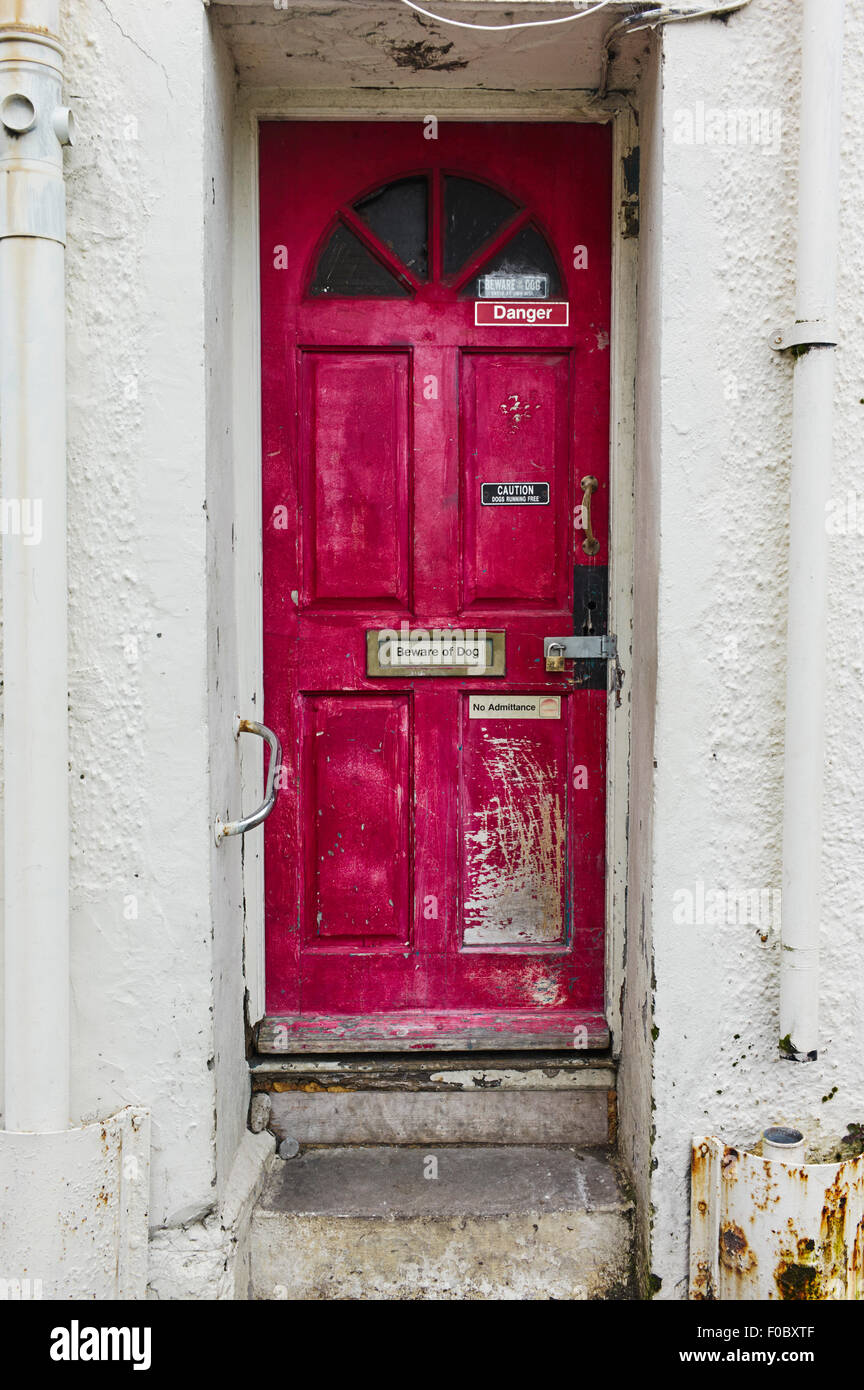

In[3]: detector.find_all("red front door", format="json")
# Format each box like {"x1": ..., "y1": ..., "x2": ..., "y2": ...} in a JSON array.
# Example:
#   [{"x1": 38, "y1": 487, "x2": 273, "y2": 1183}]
[{"x1": 260, "y1": 122, "x2": 612, "y2": 1050}]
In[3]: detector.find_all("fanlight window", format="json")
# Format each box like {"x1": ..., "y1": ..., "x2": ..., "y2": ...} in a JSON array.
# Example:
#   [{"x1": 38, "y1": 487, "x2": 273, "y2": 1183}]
[{"x1": 309, "y1": 174, "x2": 561, "y2": 299}]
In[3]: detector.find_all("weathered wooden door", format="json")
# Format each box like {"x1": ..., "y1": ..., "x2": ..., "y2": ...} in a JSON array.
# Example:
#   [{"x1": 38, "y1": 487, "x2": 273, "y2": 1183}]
[{"x1": 259, "y1": 122, "x2": 612, "y2": 1050}]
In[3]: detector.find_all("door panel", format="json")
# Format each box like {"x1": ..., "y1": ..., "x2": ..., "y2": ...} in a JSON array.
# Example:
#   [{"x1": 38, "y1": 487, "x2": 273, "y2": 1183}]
[
  {"x1": 303, "y1": 695, "x2": 411, "y2": 944},
  {"x1": 460, "y1": 702, "x2": 568, "y2": 947},
  {"x1": 259, "y1": 121, "x2": 612, "y2": 1049},
  {"x1": 460, "y1": 351, "x2": 570, "y2": 609},
  {"x1": 300, "y1": 351, "x2": 411, "y2": 607}
]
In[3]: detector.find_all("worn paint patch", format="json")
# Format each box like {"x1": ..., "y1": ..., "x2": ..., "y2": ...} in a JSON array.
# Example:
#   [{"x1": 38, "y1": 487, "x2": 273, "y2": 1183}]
[
  {"x1": 498, "y1": 393, "x2": 541, "y2": 431},
  {"x1": 384, "y1": 39, "x2": 469, "y2": 73},
  {"x1": 463, "y1": 733, "x2": 565, "y2": 946}
]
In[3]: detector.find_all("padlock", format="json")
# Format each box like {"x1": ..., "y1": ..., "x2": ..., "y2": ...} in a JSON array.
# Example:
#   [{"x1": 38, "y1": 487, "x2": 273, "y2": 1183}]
[{"x1": 545, "y1": 641, "x2": 566, "y2": 674}]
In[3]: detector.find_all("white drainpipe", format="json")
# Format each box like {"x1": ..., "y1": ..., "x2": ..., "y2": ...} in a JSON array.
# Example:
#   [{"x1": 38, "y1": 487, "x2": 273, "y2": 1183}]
[
  {"x1": 774, "y1": 0, "x2": 845, "y2": 1062},
  {"x1": 0, "y1": 0, "x2": 73, "y2": 1129}
]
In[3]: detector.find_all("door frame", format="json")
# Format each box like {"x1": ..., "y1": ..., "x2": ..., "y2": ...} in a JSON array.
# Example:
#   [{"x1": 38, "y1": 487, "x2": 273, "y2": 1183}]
[{"x1": 231, "y1": 88, "x2": 637, "y2": 1054}]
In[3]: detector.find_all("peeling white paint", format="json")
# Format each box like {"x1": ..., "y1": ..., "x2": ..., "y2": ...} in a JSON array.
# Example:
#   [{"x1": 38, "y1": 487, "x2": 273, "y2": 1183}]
[
  {"x1": 214, "y1": 3, "x2": 649, "y2": 94},
  {"x1": 148, "y1": 1130, "x2": 275, "y2": 1300},
  {"x1": 0, "y1": 1107, "x2": 150, "y2": 1300}
]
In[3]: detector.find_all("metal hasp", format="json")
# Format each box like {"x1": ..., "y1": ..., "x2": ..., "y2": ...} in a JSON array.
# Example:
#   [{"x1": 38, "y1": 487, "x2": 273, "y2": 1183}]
[
  {"x1": 545, "y1": 634, "x2": 617, "y2": 672},
  {"x1": 215, "y1": 717, "x2": 283, "y2": 843}
]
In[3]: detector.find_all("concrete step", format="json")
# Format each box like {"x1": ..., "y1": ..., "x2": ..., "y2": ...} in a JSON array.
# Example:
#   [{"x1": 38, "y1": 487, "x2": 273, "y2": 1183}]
[
  {"x1": 252, "y1": 1053, "x2": 617, "y2": 1148},
  {"x1": 250, "y1": 1145, "x2": 634, "y2": 1300}
]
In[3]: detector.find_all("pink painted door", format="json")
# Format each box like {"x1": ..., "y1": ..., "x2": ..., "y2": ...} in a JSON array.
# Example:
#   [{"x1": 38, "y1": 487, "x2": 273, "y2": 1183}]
[{"x1": 260, "y1": 122, "x2": 612, "y2": 1050}]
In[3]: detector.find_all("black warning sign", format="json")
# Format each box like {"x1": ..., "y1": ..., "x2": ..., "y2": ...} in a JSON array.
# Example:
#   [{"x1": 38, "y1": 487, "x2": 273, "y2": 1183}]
[{"x1": 481, "y1": 482, "x2": 550, "y2": 507}]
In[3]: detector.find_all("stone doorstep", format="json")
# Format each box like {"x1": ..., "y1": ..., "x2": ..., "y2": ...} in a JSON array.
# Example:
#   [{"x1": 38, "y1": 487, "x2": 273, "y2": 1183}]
[
  {"x1": 250, "y1": 1051, "x2": 615, "y2": 1092},
  {"x1": 251, "y1": 1145, "x2": 635, "y2": 1301},
  {"x1": 266, "y1": 1086, "x2": 615, "y2": 1146},
  {"x1": 252, "y1": 1053, "x2": 617, "y2": 1146}
]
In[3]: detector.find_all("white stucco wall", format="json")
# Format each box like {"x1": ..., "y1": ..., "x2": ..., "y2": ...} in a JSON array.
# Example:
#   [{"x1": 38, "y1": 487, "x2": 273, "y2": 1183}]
[
  {"x1": 58, "y1": 0, "x2": 243, "y2": 1229},
  {"x1": 648, "y1": 2, "x2": 864, "y2": 1298}
]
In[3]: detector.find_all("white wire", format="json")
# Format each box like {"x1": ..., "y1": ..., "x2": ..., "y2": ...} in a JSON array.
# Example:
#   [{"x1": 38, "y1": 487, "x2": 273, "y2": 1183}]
[
  {"x1": 399, "y1": 0, "x2": 615, "y2": 34},
  {"x1": 617, "y1": 2, "x2": 751, "y2": 37}
]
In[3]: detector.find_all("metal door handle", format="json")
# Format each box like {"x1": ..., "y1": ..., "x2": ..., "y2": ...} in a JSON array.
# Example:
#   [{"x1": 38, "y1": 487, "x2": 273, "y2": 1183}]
[
  {"x1": 215, "y1": 717, "x2": 282, "y2": 844},
  {"x1": 580, "y1": 475, "x2": 600, "y2": 556}
]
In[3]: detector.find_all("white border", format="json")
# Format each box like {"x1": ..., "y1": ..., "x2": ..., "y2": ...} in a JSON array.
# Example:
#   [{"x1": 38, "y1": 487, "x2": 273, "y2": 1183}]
[{"x1": 231, "y1": 93, "x2": 637, "y2": 1052}]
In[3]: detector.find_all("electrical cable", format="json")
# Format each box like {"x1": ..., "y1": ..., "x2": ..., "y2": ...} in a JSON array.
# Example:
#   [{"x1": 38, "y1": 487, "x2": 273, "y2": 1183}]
[
  {"x1": 398, "y1": 0, "x2": 615, "y2": 34},
  {"x1": 599, "y1": 1, "x2": 753, "y2": 95}
]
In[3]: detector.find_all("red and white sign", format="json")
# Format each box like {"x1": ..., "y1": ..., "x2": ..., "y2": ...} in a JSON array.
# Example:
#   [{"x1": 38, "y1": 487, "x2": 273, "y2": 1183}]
[{"x1": 475, "y1": 300, "x2": 569, "y2": 327}]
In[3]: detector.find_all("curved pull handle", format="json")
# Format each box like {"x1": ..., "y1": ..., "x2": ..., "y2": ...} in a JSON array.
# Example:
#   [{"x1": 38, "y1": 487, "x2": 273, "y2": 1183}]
[
  {"x1": 580, "y1": 474, "x2": 600, "y2": 556},
  {"x1": 215, "y1": 717, "x2": 282, "y2": 844}
]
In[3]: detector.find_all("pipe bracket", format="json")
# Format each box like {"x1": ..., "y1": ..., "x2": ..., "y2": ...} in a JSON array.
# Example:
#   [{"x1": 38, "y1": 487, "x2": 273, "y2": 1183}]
[{"x1": 770, "y1": 320, "x2": 838, "y2": 351}]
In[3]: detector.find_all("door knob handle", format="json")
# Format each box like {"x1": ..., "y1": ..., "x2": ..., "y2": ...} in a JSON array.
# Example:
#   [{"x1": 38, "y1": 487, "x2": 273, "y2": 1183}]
[
  {"x1": 580, "y1": 474, "x2": 600, "y2": 556},
  {"x1": 215, "y1": 716, "x2": 282, "y2": 844}
]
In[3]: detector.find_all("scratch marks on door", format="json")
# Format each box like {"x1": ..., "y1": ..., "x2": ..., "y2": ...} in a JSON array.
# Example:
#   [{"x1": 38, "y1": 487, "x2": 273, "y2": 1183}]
[{"x1": 463, "y1": 733, "x2": 565, "y2": 947}]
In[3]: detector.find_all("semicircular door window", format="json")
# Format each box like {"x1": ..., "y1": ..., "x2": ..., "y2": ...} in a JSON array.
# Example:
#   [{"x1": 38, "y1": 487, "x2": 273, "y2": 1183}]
[{"x1": 307, "y1": 171, "x2": 560, "y2": 299}]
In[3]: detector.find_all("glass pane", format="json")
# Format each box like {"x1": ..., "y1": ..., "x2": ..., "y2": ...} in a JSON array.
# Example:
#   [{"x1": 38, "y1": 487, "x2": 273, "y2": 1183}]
[
  {"x1": 459, "y1": 224, "x2": 561, "y2": 299},
  {"x1": 443, "y1": 176, "x2": 519, "y2": 276},
  {"x1": 355, "y1": 177, "x2": 428, "y2": 280},
  {"x1": 310, "y1": 223, "x2": 410, "y2": 298}
]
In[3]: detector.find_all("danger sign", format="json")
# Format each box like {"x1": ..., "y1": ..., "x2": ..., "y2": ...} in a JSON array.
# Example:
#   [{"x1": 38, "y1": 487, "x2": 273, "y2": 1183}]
[{"x1": 475, "y1": 301, "x2": 569, "y2": 327}]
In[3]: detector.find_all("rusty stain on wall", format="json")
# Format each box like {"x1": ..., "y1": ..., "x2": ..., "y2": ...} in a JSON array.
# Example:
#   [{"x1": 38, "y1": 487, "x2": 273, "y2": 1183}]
[
  {"x1": 719, "y1": 1220, "x2": 757, "y2": 1275},
  {"x1": 690, "y1": 1137, "x2": 864, "y2": 1300}
]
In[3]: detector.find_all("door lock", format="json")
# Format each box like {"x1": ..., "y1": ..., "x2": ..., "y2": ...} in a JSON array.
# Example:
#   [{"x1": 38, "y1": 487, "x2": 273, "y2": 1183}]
[
  {"x1": 544, "y1": 634, "x2": 617, "y2": 672},
  {"x1": 546, "y1": 641, "x2": 567, "y2": 673}
]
